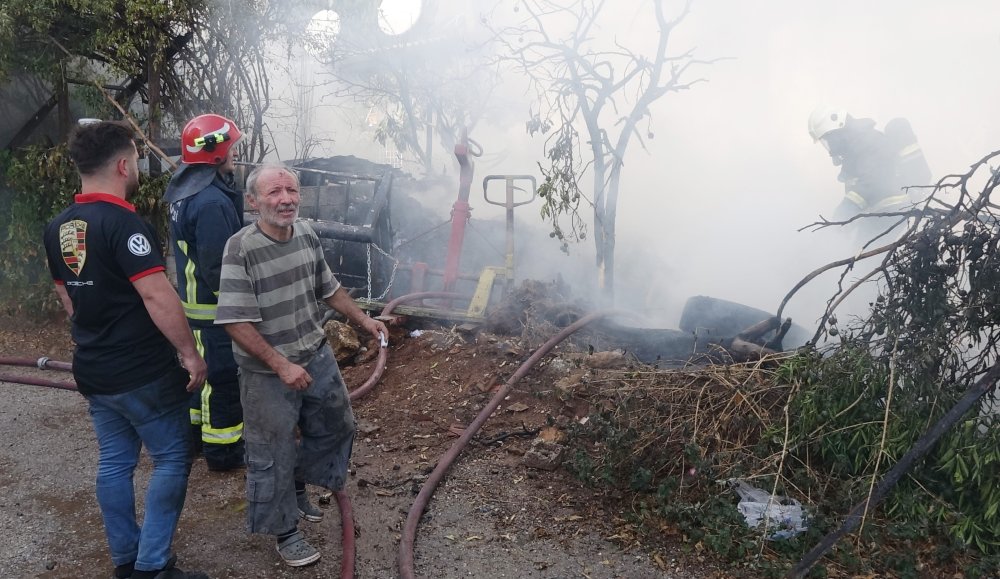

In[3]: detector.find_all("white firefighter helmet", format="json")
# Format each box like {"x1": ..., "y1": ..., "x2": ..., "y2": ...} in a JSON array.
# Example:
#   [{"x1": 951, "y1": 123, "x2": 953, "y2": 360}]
[{"x1": 808, "y1": 106, "x2": 848, "y2": 142}]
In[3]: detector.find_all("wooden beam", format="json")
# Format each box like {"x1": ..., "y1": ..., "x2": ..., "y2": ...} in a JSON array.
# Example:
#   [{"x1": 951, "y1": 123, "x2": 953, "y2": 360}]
[{"x1": 5, "y1": 93, "x2": 58, "y2": 150}]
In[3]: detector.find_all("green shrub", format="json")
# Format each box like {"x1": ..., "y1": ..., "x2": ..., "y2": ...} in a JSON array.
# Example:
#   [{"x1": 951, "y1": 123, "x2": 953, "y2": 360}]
[{"x1": 0, "y1": 145, "x2": 168, "y2": 317}]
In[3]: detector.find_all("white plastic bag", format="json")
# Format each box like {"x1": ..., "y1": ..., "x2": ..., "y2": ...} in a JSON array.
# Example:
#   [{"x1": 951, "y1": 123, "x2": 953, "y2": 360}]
[{"x1": 731, "y1": 479, "x2": 808, "y2": 540}]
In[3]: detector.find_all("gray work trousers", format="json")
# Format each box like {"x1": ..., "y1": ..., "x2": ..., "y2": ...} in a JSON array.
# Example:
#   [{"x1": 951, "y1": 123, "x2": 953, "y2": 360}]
[{"x1": 239, "y1": 345, "x2": 356, "y2": 535}]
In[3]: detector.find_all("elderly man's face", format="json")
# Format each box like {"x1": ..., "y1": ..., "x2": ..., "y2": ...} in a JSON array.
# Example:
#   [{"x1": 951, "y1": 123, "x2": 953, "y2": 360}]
[{"x1": 248, "y1": 168, "x2": 300, "y2": 239}]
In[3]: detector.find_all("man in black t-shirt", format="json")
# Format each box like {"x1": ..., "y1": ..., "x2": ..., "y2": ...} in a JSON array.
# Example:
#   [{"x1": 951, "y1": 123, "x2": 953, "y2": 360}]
[{"x1": 42, "y1": 120, "x2": 209, "y2": 579}]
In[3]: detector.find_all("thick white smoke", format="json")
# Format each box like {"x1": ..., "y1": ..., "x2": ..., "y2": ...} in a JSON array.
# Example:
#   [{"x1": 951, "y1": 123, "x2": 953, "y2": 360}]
[{"x1": 263, "y1": 0, "x2": 1000, "y2": 332}]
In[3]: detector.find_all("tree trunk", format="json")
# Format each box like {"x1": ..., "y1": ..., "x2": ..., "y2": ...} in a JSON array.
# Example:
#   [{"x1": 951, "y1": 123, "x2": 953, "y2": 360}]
[
  {"x1": 590, "y1": 132, "x2": 608, "y2": 299},
  {"x1": 601, "y1": 156, "x2": 626, "y2": 303},
  {"x1": 147, "y1": 53, "x2": 162, "y2": 176}
]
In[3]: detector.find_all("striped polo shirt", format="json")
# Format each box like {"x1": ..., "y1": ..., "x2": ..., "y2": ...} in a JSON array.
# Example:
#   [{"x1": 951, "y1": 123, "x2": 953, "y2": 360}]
[{"x1": 215, "y1": 220, "x2": 340, "y2": 373}]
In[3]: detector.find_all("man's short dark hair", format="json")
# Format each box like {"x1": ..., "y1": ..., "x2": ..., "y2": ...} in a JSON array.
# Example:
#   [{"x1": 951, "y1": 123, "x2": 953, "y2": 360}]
[{"x1": 67, "y1": 120, "x2": 136, "y2": 176}]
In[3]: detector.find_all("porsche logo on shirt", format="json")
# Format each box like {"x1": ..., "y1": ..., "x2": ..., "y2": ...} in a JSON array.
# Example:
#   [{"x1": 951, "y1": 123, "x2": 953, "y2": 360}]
[{"x1": 58, "y1": 220, "x2": 88, "y2": 276}]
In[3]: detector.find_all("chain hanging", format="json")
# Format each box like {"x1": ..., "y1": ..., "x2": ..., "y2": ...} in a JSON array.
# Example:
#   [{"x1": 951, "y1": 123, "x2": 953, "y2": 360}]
[{"x1": 363, "y1": 241, "x2": 399, "y2": 303}]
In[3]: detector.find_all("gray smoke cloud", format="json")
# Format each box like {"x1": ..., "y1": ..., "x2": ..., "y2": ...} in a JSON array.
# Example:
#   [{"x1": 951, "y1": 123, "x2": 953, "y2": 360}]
[{"x1": 263, "y1": 0, "x2": 1000, "y2": 332}]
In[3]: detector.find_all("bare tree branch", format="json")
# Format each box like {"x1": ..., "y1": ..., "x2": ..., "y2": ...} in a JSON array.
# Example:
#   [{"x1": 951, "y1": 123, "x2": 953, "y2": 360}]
[{"x1": 490, "y1": 0, "x2": 720, "y2": 299}]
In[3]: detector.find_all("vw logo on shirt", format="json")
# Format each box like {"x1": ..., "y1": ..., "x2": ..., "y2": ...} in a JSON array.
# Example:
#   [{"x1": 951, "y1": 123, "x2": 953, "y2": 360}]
[{"x1": 128, "y1": 233, "x2": 152, "y2": 256}]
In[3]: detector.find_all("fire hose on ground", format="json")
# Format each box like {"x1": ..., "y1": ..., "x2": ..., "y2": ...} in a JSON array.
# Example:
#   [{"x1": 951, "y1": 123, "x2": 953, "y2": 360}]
[
  {"x1": 347, "y1": 296, "x2": 1000, "y2": 578},
  {"x1": 349, "y1": 292, "x2": 469, "y2": 402},
  {"x1": 397, "y1": 310, "x2": 631, "y2": 579},
  {"x1": 334, "y1": 291, "x2": 467, "y2": 576},
  {"x1": 333, "y1": 489, "x2": 355, "y2": 579},
  {"x1": 0, "y1": 356, "x2": 77, "y2": 390}
]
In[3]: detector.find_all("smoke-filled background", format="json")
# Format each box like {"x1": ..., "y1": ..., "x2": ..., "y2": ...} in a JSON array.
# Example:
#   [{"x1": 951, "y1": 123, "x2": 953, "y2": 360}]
[{"x1": 263, "y1": 0, "x2": 1000, "y2": 333}]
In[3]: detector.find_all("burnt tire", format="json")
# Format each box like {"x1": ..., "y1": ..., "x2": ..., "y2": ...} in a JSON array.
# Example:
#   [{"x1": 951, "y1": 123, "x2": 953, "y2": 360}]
[{"x1": 679, "y1": 295, "x2": 810, "y2": 348}]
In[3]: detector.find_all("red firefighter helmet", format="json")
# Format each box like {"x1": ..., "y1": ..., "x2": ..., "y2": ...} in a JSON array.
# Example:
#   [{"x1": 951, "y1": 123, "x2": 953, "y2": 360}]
[{"x1": 181, "y1": 114, "x2": 242, "y2": 165}]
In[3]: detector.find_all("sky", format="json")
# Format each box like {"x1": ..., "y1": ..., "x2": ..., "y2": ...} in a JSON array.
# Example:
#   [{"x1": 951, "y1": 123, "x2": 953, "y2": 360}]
[{"x1": 265, "y1": 0, "x2": 1000, "y2": 332}]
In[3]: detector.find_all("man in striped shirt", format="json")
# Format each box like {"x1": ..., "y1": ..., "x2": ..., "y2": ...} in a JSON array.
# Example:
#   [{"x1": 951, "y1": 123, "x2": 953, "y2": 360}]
[{"x1": 214, "y1": 163, "x2": 387, "y2": 567}]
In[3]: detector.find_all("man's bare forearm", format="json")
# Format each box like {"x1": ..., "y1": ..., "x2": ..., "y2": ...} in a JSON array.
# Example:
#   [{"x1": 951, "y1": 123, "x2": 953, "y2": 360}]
[
  {"x1": 54, "y1": 284, "x2": 74, "y2": 317},
  {"x1": 325, "y1": 286, "x2": 388, "y2": 341},
  {"x1": 326, "y1": 287, "x2": 370, "y2": 326},
  {"x1": 223, "y1": 321, "x2": 289, "y2": 373},
  {"x1": 224, "y1": 321, "x2": 313, "y2": 389},
  {"x1": 133, "y1": 273, "x2": 199, "y2": 358},
  {"x1": 133, "y1": 272, "x2": 207, "y2": 391}
]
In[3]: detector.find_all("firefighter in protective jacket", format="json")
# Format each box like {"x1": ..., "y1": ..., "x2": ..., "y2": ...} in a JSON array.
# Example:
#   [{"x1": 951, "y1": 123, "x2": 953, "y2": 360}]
[
  {"x1": 165, "y1": 114, "x2": 246, "y2": 471},
  {"x1": 809, "y1": 106, "x2": 932, "y2": 223}
]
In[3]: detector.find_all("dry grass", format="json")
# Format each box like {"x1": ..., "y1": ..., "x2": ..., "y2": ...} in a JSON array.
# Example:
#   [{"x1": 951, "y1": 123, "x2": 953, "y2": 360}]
[{"x1": 567, "y1": 354, "x2": 798, "y2": 489}]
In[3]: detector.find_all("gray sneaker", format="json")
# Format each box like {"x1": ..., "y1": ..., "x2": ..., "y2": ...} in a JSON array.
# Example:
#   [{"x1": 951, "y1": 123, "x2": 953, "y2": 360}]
[
  {"x1": 297, "y1": 492, "x2": 324, "y2": 522},
  {"x1": 276, "y1": 531, "x2": 321, "y2": 567}
]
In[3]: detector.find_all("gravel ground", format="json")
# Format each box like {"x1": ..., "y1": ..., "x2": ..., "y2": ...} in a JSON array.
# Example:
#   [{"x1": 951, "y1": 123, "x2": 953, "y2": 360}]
[{"x1": 0, "y1": 372, "x2": 709, "y2": 578}]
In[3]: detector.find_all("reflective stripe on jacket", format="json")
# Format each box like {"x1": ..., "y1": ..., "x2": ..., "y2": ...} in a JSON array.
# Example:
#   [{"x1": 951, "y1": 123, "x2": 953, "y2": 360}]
[
  {"x1": 844, "y1": 190, "x2": 909, "y2": 213},
  {"x1": 168, "y1": 174, "x2": 243, "y2": 328}
]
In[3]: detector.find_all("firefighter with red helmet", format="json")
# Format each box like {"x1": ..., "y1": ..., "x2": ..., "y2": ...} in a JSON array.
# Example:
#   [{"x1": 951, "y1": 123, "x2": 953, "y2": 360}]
[{"x1": 165, "y1": 114, "x2": 246, "y2": 471}]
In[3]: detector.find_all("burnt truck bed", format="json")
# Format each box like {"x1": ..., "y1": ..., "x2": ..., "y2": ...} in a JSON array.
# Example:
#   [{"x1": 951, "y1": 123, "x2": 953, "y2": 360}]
[{"x1": 243, "y1": 157, "x2": 396, "y2": 300}]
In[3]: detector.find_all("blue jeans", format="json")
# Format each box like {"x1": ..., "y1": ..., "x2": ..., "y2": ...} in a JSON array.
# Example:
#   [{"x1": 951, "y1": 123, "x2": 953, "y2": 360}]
[{"x1": 85, "y1": 366, "x2": 193, "y2": 572}]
